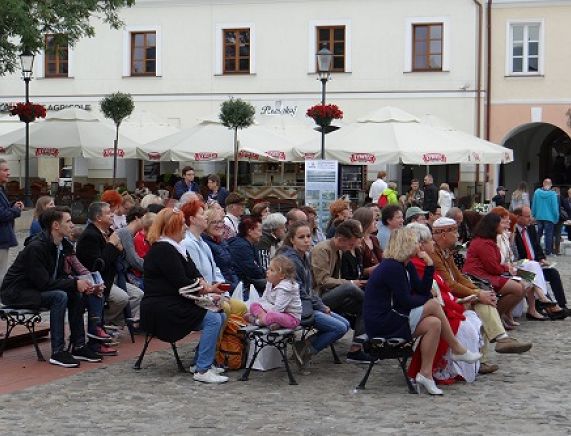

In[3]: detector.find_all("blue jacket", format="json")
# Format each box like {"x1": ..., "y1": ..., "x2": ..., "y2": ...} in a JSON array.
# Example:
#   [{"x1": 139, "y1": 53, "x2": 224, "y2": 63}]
[
  {"x1": 227, "y1": 236, "x2": 265, "y2": 285},
  {"x1": 278, "y1": 245, "x2": 327, "y2": 312},
  {"x1": 202, "y1": 234, "x2": 240, "y2": 291},
  {"x1": 363, "y1": 258, "x2": 433, "y2": 341},
  {"x1": 0, "y1": 187, "x2": 21, "y2": 249},
  {"x1": 173, "y1": 179, "x2": 198, "y2": 200},
  {"x1": 29, "y1": 219, "x2": 42, "y2": 238},
  {"x1": 532, "y1": 188, "x2": 559, "y2": 224},
  {"x1": 207, "y1": 188, "x2": 229, "y2": 207}
]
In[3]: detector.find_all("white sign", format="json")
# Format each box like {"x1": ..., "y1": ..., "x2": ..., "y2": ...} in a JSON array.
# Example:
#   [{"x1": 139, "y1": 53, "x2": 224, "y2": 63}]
[{"x1": 304, "y1": 160, "x2": 339, "y2": 231}]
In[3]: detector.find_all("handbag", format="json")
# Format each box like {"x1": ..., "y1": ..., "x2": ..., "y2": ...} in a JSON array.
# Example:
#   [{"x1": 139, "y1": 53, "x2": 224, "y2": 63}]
[{"x1": 560, "y1": 206, "x2": 569, "y2": 222}]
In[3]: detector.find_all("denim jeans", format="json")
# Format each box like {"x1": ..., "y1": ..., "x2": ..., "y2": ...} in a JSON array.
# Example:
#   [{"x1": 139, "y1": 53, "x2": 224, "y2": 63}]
[
  {"x1": 321, "y1": 283, "x2": 365, "y2": 340},
  {"x1": 84, "y1": 294, "x2": 105, "y2": 335},
  {"x1": 310, "y1": 311, "x2": 350, "y2": 353},
  {"x1": 40, "y1": 289, "x2": 86, "y2": 354},
  {"x1": 537, "y1": 221, "x2": 554, "y2": 255},
  {"x1": 195, "y1": 311, "x2": 226, "y2": 372}
]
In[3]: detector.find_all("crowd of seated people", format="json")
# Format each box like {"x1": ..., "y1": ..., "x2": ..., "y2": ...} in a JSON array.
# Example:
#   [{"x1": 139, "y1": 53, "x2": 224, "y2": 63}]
[{"x1": 4, "y1": 175, "x2": 570, "y2": 395}]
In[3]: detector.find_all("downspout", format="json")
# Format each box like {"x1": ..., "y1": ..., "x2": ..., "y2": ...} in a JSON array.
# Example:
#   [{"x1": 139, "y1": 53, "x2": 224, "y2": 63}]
[
  {"x1": 484, "y1": 0, "x2": 493, "y2": 200},
  {"x1": 472, "y1": 0, "x2": 484, "y2": 201}
]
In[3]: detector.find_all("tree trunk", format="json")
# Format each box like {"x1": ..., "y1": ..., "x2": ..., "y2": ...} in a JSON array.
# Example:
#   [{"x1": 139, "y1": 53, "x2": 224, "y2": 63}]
[
  {"x1": 112, "y1": 125, "x2": 119, "y2": 186},
  {"x1": 233, "y1": 127, "x2": 239, "y2": 191}
]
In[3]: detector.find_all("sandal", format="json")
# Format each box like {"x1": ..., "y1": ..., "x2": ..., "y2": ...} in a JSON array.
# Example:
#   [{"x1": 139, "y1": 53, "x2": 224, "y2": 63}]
[{"x1": 525, "y1": 312, "x2": 547, "y2": 321}]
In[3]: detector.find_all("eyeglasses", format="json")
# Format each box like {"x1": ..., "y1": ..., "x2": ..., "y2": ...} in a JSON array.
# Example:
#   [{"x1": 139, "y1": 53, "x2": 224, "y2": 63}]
[{"x1": 209, "y1": 220, "x2": 224, "y2": 226}]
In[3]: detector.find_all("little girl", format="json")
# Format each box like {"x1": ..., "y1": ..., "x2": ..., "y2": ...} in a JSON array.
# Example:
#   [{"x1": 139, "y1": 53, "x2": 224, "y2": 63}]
[{"x1": 248, "y1": 255, "x2": 302, "y2": 330}]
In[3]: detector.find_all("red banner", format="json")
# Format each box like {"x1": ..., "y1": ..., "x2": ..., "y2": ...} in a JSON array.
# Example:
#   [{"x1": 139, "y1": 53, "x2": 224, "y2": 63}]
[
  {"x1": 422, "y1": 153, "x2": 447, "y2": 163},
  {"x1": 103, "y1": 148, "x2": 125, "y2": 157},
  {"x1": 266, "y1": 150, "x2": 286, "y2": 161},
  {"x1": 194, "y1": 152, "x2": 218, "y2": 161},
  {"x1": 35, "y1": 147, "x2": 59, "y2": 157},
  {"x1": 146, "y1": 152, "x2": 161, "y2": 161},
  {"x1": 350, "y1": 153, "x2": 376, "y2": 164}
]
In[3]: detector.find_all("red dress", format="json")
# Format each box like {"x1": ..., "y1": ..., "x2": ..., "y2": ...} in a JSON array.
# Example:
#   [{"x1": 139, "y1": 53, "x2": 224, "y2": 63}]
[
  {"x1": 462, "y1": 237, "x2": 510, "y2": 291},
  {"x1": 407, "y1": 257, "x2": 465, "y2": 383}
]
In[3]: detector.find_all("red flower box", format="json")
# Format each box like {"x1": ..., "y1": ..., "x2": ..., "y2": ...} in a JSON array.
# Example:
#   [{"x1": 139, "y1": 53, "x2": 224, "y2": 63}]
[{"x1": 10, "y1": 102, "x2": 47, "y2": 123}]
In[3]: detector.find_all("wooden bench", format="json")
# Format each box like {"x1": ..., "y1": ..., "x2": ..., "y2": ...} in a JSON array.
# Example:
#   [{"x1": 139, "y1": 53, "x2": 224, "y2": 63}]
[
  {"x1": 354, "y1": 334, "x2": 417, "y2": 394},
  {"x1": 238, "y1": 325, "x2": 299, "y2": 385},
  {"x1": 0, "y1": 307, "x2": 47, "y2": 361}
]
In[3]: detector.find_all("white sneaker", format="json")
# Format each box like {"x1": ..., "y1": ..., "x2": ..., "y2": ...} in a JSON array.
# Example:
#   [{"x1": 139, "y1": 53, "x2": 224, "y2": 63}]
[
  {"x1": 451, "y1": 349, "x2": 481, "y2": 363},
  {"x1": 193, "y1": 368, "x2": 229, "y2": 384},
  {"x1": 189, "y1": 364, "x2": 225, "y2": 375}
]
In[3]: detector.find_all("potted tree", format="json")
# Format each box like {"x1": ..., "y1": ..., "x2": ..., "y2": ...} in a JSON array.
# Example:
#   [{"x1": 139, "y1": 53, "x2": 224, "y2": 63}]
[
  {"x1": 219, "y1": 98, "x2": 255, "y2": 191},
  {"x1": 100, "y1": 92, "x2": 134, "y2": 185}
]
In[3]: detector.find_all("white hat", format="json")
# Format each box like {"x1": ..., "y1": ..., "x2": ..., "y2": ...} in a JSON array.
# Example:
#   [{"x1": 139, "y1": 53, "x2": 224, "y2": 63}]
[{"x1": 432, "y1": 217, "x2": 457, "y2": 234}]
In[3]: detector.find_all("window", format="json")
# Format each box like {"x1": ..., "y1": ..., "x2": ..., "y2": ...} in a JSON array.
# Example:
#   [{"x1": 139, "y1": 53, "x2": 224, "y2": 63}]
[
  {"x1": 131, "y1": 32, "x2": 156, "y2": 76},
  {"x1": 509, "y1": 23, "x2": 541, "y2": 75},
  {"x1": 44, "y1": 34, "x2": 68, "y2": 77},
  {"x1": 316, "y1": 26, "x2": 345, "y2": 72},
  {"x1": 412, "y1": 23, "x2": 443, "y2": 71},
  {"x1": 223, "y1": 28, "x2": 250, "y2": 74}
]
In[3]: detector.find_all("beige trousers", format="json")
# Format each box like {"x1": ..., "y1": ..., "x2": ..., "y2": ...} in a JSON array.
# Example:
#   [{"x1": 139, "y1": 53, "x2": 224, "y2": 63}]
[{"x1": 473, "y1": 303, "x2": 505, "y2": 363}]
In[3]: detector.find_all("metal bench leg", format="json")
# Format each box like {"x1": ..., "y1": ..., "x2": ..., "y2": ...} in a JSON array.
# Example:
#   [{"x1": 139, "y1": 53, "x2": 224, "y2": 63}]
[
  {"x1": 355, "y1": 359, "x2": 376, "y2": 390},
  {"x1": 171, "y1": 343, "x2": 187, "y2": 373},
  {"x1": 133, "y1": 334, "x2": 153, "y2": 370},
  {"x1": 279, "y1": 344, "x2": 298, "y2": 385},
  {"x1": 330, "y1": 344, "x2": 342, "y2": 364},
  {"x1": 239, "y1": 344, "x2": 261, "y2": 382},
  {"x1": 27, "y1": 315, "x2": 45, "y2": 361},
  {"x1": 398, "y1": 357, "x2": 417, "y2": 394},
  {"x1": 0, "y1": 317, "x2": 16, "y2": 358}
]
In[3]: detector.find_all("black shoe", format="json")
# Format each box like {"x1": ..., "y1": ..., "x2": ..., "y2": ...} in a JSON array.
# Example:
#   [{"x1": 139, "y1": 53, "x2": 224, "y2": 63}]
[
  {"x1": 525, "y1": 313, "x2": 547, "y2": 321},
  {"x1": 72, "y1": 346, "x2": 103, "y2": 363},
  {"x1": 346, "y1": 350, "x2": 377, "y2": 364},
  {"x1": 49, "y1": 351, "x2": 80, "y2": 368}
]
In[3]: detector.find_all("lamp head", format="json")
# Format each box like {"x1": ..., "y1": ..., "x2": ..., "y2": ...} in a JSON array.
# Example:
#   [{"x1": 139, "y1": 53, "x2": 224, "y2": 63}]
[
  {"x1": 316, "y1": 46, "x2": 333, "y2": 81},
  {"x1": 20, "y1": 49, "x2": 35, "y2": 79}
]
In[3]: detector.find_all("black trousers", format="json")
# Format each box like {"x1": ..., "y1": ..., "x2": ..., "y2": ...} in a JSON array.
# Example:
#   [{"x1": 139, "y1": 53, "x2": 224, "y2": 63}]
[{"x1": 543, "y1": 267, "x2": 567, "y2": 308}]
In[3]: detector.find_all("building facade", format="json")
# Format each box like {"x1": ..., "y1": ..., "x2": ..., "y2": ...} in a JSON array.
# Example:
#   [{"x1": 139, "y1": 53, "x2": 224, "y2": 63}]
[
  {"x1": 490, "y1": 0, "x2": 571, "y2": 192},
  {"x1": 0, "y1": 0, "x2": 485, "y2": 196}
]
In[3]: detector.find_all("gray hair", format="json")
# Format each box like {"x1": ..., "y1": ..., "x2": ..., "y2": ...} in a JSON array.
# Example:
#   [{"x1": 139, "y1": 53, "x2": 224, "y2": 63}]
[
  {"x1": 406, "y1": 222, "x2": 432, "y2": 242},
  {"x1": 141, "y1": 194, "x2": 163, "y2": 209},
  {"x1": 262, "y1": 212, "x2": 287, "y2": 231},
  {"x1": 176, "y1": 191, "x2": 198, "y2": 207},
  {"x1": 88, "y1": 201, "x2": 110, "y2": 222},
  {"x1": 446, "y1": 207, "x2": 462, "y2": 219}
]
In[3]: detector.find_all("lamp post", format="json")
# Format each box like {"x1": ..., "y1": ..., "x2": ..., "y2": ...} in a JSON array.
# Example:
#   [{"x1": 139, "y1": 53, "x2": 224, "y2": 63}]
[
  {"x1": 316, "y1": 46, "x2": 333, "y2": 159},
  {"x1": 20, "y1": 50, "x2": 35, "y2": 207}
]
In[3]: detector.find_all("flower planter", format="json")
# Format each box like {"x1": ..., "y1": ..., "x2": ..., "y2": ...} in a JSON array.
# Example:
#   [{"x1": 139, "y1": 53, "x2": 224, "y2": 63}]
[
  {"x1": 314, "y1": 117, "x2": 332, "y2": 127},
  {"x1": 18, "y1": 114, "x2": 36, "y2": 123}
]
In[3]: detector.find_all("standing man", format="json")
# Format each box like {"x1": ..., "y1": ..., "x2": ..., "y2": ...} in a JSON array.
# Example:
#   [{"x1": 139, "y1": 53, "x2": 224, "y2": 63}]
[
  {"x1": 531, "y1": 178, "x2": 559, "y2": 256},
  {"x1": 422, "y1": 174, "x2": 439, "y2": 213},
  {"x1": 0, "y1": 159, "x2": 23, "y2": 286},
  {"x1": 368, "y1": 171, "x2": 387, "y2": 204},
  {"x1": 0, "y1": 207, "x2": 101, "y2": 367},
  {"x1": 174, "y1": 166, "x2": 199, "y2": 200}
]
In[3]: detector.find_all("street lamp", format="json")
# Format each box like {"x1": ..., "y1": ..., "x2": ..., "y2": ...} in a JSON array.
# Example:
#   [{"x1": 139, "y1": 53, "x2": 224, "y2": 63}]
[
  {"x1": 20, "y1": 49, "x2": 35, "y2": 207},
  {"x1": 316, "y1": 46, "x2": 333, "y2": 159}
]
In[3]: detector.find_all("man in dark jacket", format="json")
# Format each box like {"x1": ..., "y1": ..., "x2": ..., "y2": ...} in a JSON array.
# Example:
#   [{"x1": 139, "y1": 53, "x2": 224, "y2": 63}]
[
  {"x1": 513, "y1": 206, "x2": 569, "y2": 317},
  {"x1": 0, "y1": 207, "x2": 101, "y2": 367},
  {"x1": 77, "y1": 202, "x2": 143, "y2": 326},
  {"x1": 173, "y1": 166, "x2": 199, "y2": 200},
  {"x1": 422, "y1": 174, "x2": 439, "y2": 213},
  {"x1": 0, "y1": 159, "x2": 23, "y2": 287}
]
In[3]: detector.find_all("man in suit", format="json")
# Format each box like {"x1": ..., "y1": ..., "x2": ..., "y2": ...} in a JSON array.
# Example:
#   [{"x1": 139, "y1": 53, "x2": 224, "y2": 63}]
[
  {"x1": 0, "y1": 159, "x2": 23, "y2": 287},
  {"x1": 512, "y1": 206, "x2": 569, "y2": 317}
]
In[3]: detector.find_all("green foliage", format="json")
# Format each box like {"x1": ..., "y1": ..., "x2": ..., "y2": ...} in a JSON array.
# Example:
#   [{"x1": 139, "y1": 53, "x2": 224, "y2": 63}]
[
  {"x1": 0, "y1": 0, "x2": 135, "y2": 75},
  {"x1": 219, "y1": 98, "x2": 255, "y2": 130},
  {"x1": 100, "y1": 92, "x2": 135, "y2": 127}
]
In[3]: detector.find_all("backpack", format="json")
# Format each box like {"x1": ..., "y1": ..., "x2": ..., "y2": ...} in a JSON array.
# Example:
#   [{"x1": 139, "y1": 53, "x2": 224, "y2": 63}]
[
  {"x1": 216, "y1": 314, "x2": 248, "y2": 369},
  {"x1": 378, "y1": 193, "x2": 389, "y2": 208}
]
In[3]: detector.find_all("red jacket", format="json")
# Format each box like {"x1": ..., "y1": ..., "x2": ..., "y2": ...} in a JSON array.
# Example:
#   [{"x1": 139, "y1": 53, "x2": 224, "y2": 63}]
[{"x1": 462, "y1": 237, "x2": 510, "y2": 290}]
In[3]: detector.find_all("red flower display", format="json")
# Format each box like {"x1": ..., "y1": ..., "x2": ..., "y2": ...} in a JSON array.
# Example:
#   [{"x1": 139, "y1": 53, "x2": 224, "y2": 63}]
[
  {"x1": 10, "y1": 102, "x2": 47, "y2": 123},
  {"x1": 306, "y1": 104, "x2": 343, "y2": 127}
]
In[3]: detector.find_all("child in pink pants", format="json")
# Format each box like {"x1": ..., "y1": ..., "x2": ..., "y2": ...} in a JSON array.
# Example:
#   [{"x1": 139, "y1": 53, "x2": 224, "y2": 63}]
[{"x1": 248, "y1": 256, "x2": 302, "y2": 330}]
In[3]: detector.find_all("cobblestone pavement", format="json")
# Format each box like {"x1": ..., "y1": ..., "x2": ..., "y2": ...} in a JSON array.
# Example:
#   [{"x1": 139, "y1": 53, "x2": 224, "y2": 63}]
[{"x1": 1, "y1": 234, "x2": 571, "y2": 435}]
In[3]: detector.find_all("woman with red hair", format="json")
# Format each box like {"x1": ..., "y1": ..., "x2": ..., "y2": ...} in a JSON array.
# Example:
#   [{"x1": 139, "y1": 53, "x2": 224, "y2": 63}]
[
  {"x1": 181, "y1": 199, "x2": 247, "y2": 318},
  {"x1": 141, "y1": 208, "x2": 228, "y2": 384}
]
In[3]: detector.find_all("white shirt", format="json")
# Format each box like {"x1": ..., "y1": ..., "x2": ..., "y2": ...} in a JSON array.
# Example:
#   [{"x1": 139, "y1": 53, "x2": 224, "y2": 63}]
[{"x1": 369, "y1": 178, "x2": 387, "y2": 203}]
